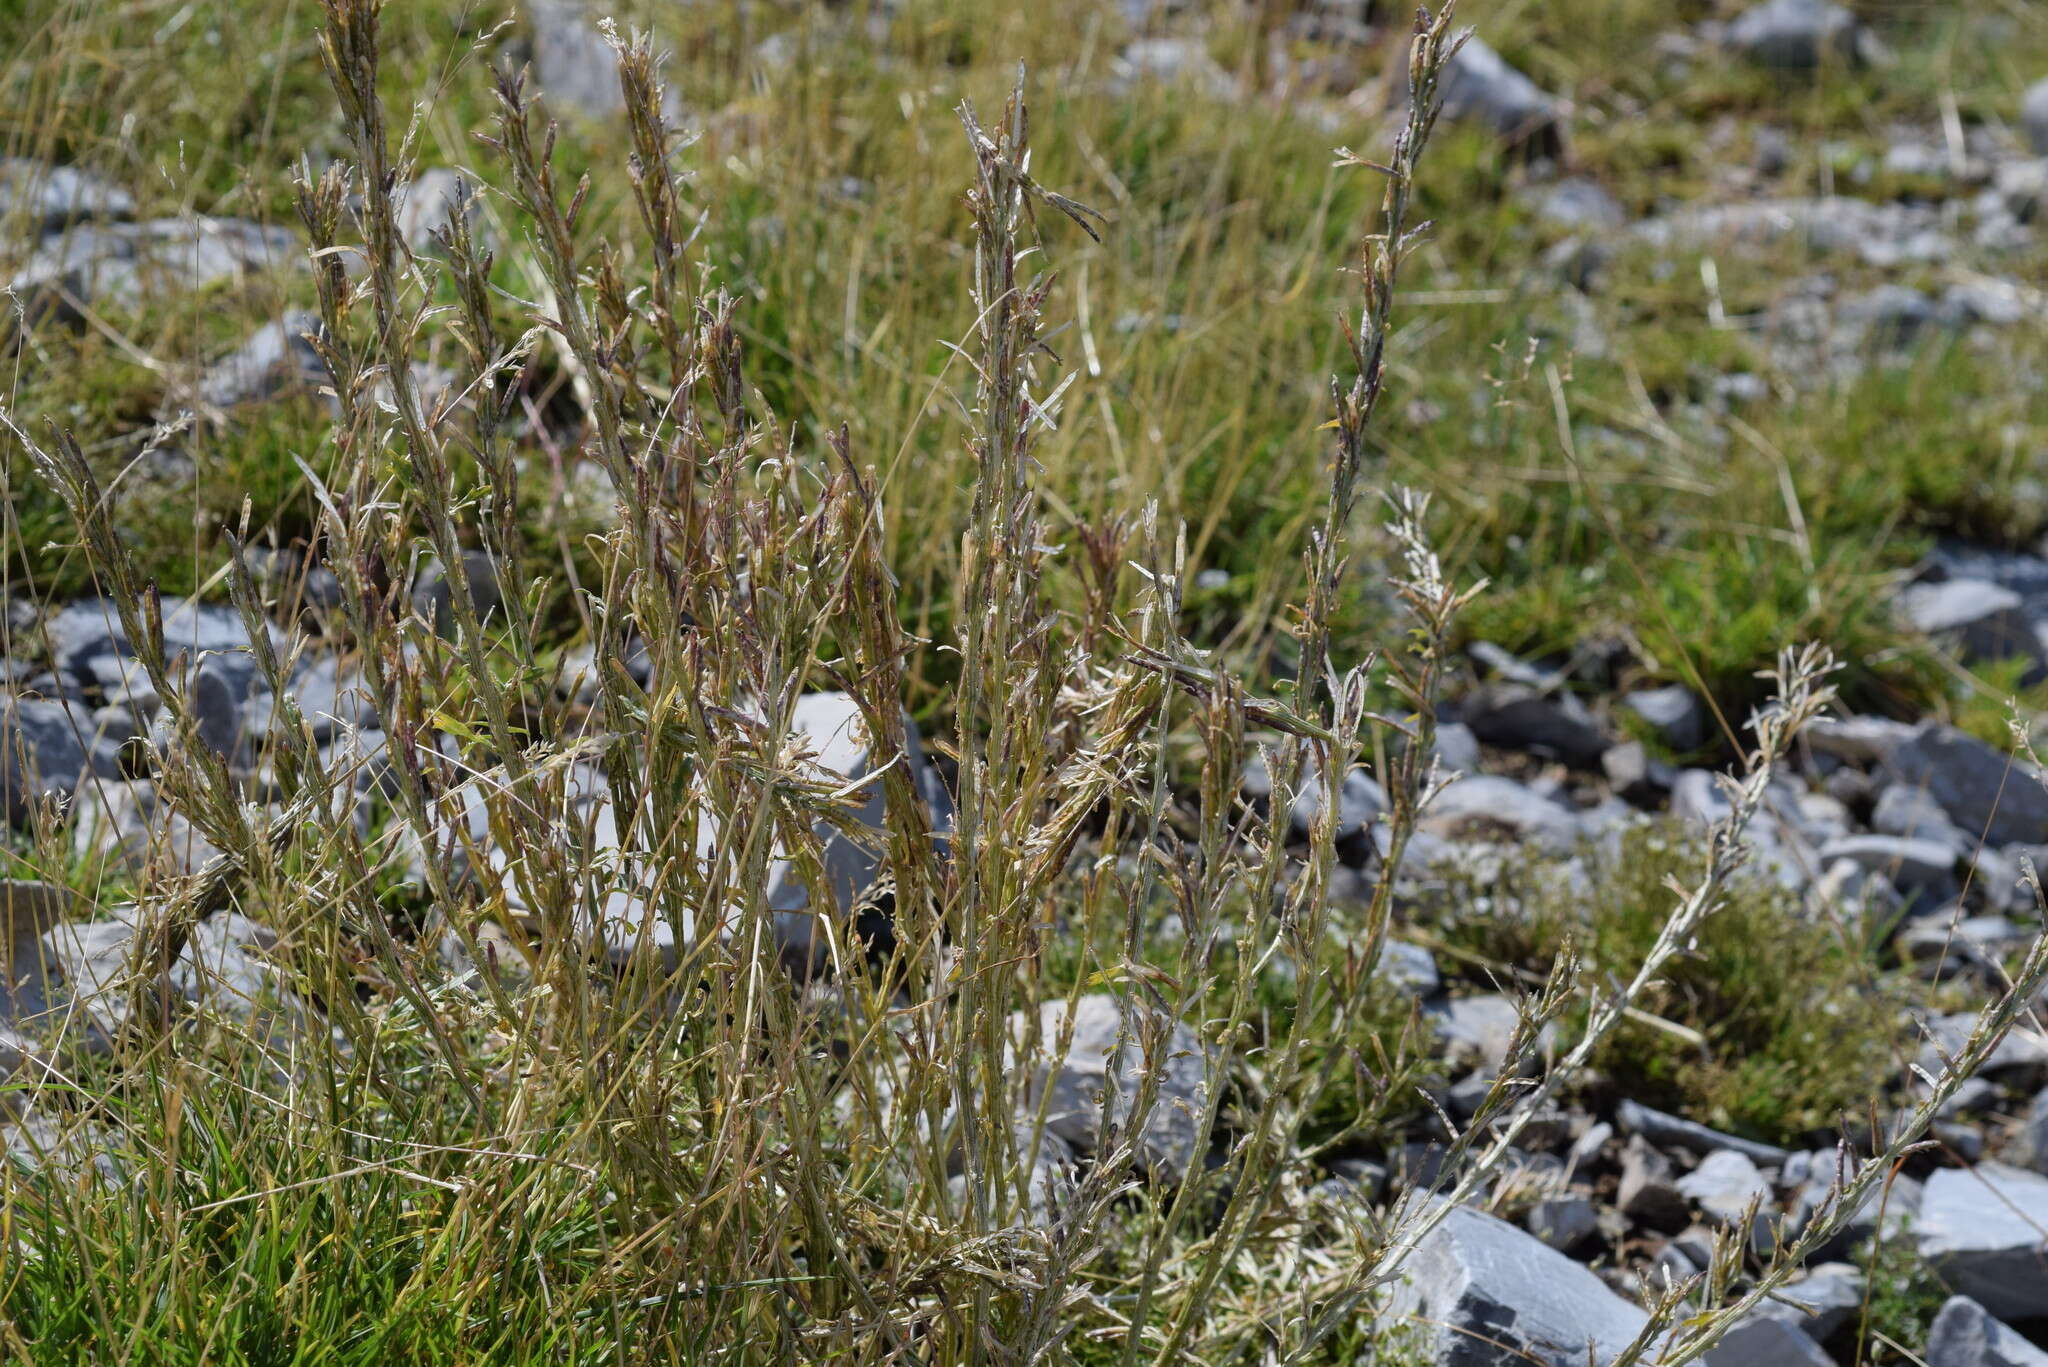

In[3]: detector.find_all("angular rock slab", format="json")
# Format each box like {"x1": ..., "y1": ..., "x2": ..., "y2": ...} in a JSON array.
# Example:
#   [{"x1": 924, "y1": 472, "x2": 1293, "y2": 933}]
[
  {"x1": 70, "y1": 780, "x2": 224, "y2": 878},
  {"x1": 32, "y1": 914, "x2": 140, "y2": 1039},
  {"x1": 46, "y1": 596, "x2": 274, "y2": 678},
  {"x1": 1, "y1": 697, "x2": 89, "y2": 825},
  {"x1": 8, "y1": 217, "x2": 297, "y2": 328},
  {"x1": 392, "y1": 169, "x2": 480, "y2": 255},
  {"x1": 1805, "y1": 715, "x2": 1915, "y2": 765},
  {"x1": 1894, "y1": 579, "x2": 2041, "y2": 667},
  {"x1": 1391, "y1": 1198, "x2": 1847, "y2": 1367},
  {"x1": 1884, "y1": 724, "x2": 2048, "y2": 848},
  {"x1": 1619, "y1": 1135, "x2": 1690, "y2": 1231},
  {"x1": 1524, "y1": 1196, "x2": 1599, "y2": 1253},
  {"x1": 1624, "y1": 685, "x2": 1708, "y2": 751},
  {"x1": 1616, "y1": 1098, "x2": 1790, "y2": 1166},
  {"x1": 1434, "y1": 35, "x2": 1565, "y2": 157},
  {"x1": 1918, "y1": 1013, "x2": 2048, "y2": 1084},
  {"x1": 1, "y1": 1104, "x2": 124, "y2": 1184},
  {"x1": 0, "y1": 158, "x2": 133, "y2": 237},
  {"x1": 44, "y1": 596, "x2": 283, "y2": 761},
  {"x1": 1706, "y1": 1314, "x2": 1834, "y2": 1367},
  {"x1": 1458, "y1": 684, "x2": 1609, "y2": 770},
  {"x1": 1816, "y1": 833, "x2": 1957, "y2": 896},
  {"x1": 1928, "y1": 1295, "x2": 2048, "y2": 1367},
  {"x1": 1385, "y1": 1201, "x2": 1649, "y2": 1367},
  {"x1": 1240, "y1": 752, "x2": 1386, "y2": 853},
  {"x1": 1018, "y1": 994, "x2": 1215, "y2": 1185},
  {"x1": 1787, "y1": 1162, "x2": 1920, "y2": 1262},
  {"x1": 1429, "y1": 993, "x2": 1550, "y2": 1073},
  {"x1": 1724, "y1": 0, "x2": 1861, "y2": 68},
  {"x1": 191, "y1": 311, "x2": 326, "y2": 412},
  {"x1": 34, "y1": 907, "x2": 311, "y2": 1068},
  {"x1": 1677, "y1": 1148, "x2": 1773, "y2": 1248},
  {"x1": 1919, "y1": 1163, "x2": 2048, "y2": 1322},
  {"x1": 2025, "y1": 79, "x2": 2048, "y2": 157},
  {"x1": 526, "y1": 0, "x2": 626, "y2": 117},
  {"x1": 410, "y1": 549, "x2": 505, "y2": 639},
  {"x1": 1420, "y1": 775, "x2": 1583, "y2": 853},
  {"x1": 1633, "y1": 198, "x2": 1953, "y2": 269},
  {"x1": 1755, "y1": 1262, "x2": 1866, "y2": 1340},
  {"x1": 1376, "y1": 940, "x2": 1441, "y2": 997},
  {"x1": 762, "y1": 691, "x2": 954, "y2": 975},
  {"x1": 947, "y1": 1125, "x2": 1076, "y2": 1231},
  {"x1": 485, "y1": 692, "x2": 953, "y2": 977},
  {"x1": 0, "y1": 879, "x2": 85, "y2": 1026}
]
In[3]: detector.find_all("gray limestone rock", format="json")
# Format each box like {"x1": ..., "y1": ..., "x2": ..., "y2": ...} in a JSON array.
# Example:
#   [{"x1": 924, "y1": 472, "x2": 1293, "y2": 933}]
[
  {"x1": 45, "y1": 596, "x2": 282, "y2": 697},
  {"x1": 1919, "y1": 1012, "x2": 2048, "y2": 1084},
  {"x1": 1918, "y1": 1163, "x2": 2048, "y2": 1321},
  {"x1": 1459, "y1": 683, "x2": 1609, "y2": 770},
  {"x1": 35, "y1": 909, "x2": 144, "y2": 1037},
  {"x1": 411, "y1": 550, "x2": 505, "y2": 639},
  {"x1": 1755, "y1": 1262, "x2": 1866, "y2": 1340},
  {"x1": 1885, "y1": 724, "x2": 2048, "y2": 847},
  {"x1": 2017, "y1": 1087, "x2": 2048, "y2": 1175},
  {"x1": 1376, "y1": 940, "x2": 1441, "y2": 997},
  {"x1": 0, "y1": 159, "x2": 133, "y2": 237},
  {"x1": 2022, "y1": 79, "x2": 2048, "y2": 157},
  {"x1": 1897, "y1": 916, "x2": 2031, "y2": 980},
  {"x1": 1430, "y1": 993, "x2": 1546, "y2": 1073},
  {"x1": 1603, "y1": 741, "x2": 1673, "y2": 808},
  {"x1": 1895, "y1": 579, "x2": 2042, "y2": 666},
  {"x1": 392, "y1": 169, "x2": 480, "y2": 255},
  {"x1": 1435, "y1": 35, "x2": 1565, "y2": 157},
  {"x1": 759, "y1": 691, "x2": 956, "y2": 975},
  {"x1": 1019, "y1": 994, "x2": 1215, "y2": 1183},
  {"x1": 1872, "y1": 783, "x2": 1972, "y2": 852},
  {"x1": 38, "y1": 907, "x2": 307, "y2": 1055},
  {"x1": 1, "y1": 697, "x2": 88, "y2": 825},
  {"x1": 1616, "y1": 1098, "x2": 1791, "y2": 1166},
  {"x1": 1112, "y1": 39, "x2": 1240, "y2": 101},
  {"x1": 1619, "y1": 1135, "x2": 1690, "y2": 1231},
  {"x1": 1928, "y1": 1295, "x2": 2048, "y2": 1367},
  {"x1": 1386, "y1": 1200, "x2": 1648, "y2": 1367},
  {"x1": 527, "y1": 0, "x2": 626, "y2": 118},
  {"x1": 1241, "y1": 752, "x2": 1386, "y2": 851},
  {"x1": 1624, "y1": 685, "x2": 1709, "y2": 751},
  {"x1": 1788, "y1": 1160, "x2": 1920, "y2": 1261},
  {"x1": 1707, "y1": 1314, "x2": 1835, "y2": 1367},
  {"x1": 1420, "y1": 775, "x2": 1583, "y2": 853},
  {"x1": 1531, "y1": 178, "x2": 1627, "y2": 232},
  {"x1": 0, "y1": 879, "x2": 85, "y2": 1030},
  {"x1": 0, "y1": 1104, "x2": 123, "y2": 1184},
  {"x1": 1724, "y1": 0, "x2": 1861, "y2": 68},
  {"x1": 1633, "y1": 198, "x2": 1953, "y2": 269},
  {"x1": 1677, "y1": 1149, "x2": 1773, "y2": 1233},
  {"x1": 947, "y1": 1124, "x2": 1076, "y2": 1230},
  {"x1": 1805, "y1": 715, "x2": 1916, "y2": 765},
  {"x1": 1816, "y1": 834, "x2": 1957, "y2": 897},
  {"x1": 1525, "y1": 1196, "x2": 1600, "y2": 1253},
  {"x1": 1433, "y1": 722, "x2": 1483, "y2": 775},
  {"x1": 191, "y1": 312, "x2": 326, "y2": 412},
  {"x1": 70, "y1": 780, "x2": 223, "y2": 877},
  {"x1": 8, "y1": 217, "x2": 297, "y2": 328}
]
